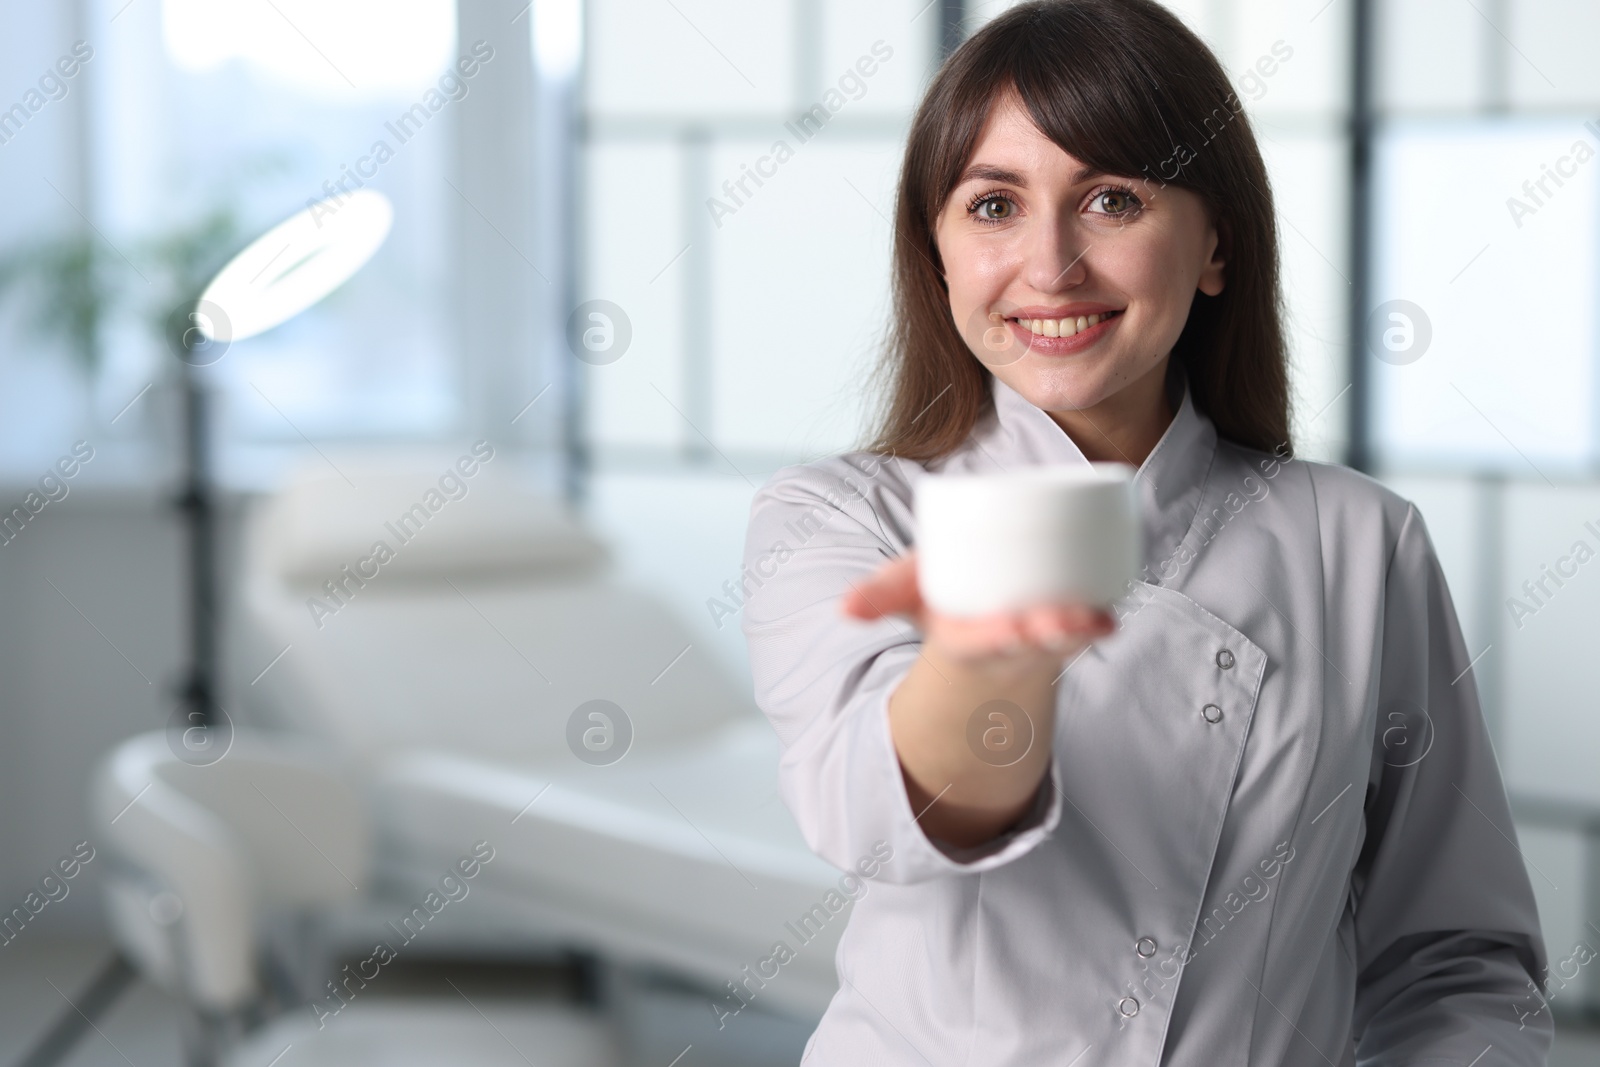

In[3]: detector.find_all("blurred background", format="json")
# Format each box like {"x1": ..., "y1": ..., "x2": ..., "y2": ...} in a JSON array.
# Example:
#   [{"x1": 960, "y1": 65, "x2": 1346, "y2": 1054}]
[{"x1": 1, "y1": 0, "x2": 1598, "y2": 1064}]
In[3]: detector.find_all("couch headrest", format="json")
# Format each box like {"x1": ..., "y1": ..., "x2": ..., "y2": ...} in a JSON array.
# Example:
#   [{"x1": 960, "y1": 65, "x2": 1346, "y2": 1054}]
[{"x1": 252, "y1": 448, "x2": 608, "y2": 585}]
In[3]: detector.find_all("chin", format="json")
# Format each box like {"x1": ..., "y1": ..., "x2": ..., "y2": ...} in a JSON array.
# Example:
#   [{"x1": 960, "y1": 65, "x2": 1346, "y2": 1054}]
[
  {"x1": 1011, "y1": 346, "x2": 1173, "y2": 411},
  {"x1": 997, "y1": 360, "x2": 1119, "y2": 413}
]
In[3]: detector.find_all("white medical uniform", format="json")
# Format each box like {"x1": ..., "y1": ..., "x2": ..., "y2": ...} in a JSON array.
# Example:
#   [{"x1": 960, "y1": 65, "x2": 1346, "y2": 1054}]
[{"x1": 739, "y1": 363, "x2": 1552, "y2": 1065}]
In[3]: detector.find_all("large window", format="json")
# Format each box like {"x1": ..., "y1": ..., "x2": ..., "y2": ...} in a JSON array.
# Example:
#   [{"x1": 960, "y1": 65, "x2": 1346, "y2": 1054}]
[
  {"x1": 1371, "y1": 121, "x2": 1599, "y2": 473},
  {"x1": 0, "y1": 1, "x2": 497, "y2": 488},
  {"x1": 578, "y1": 0, "x2": 939, "y2": 471},
  {"x1": 141, "y1": 0, "x2": 460, "y2": 445},
  {"x1": 1369, "y1": 0, "x2": 1600, "y2": 473},
  {"x1": 1369, "y1": 0, "x2": 1600, "y2": 1010}
]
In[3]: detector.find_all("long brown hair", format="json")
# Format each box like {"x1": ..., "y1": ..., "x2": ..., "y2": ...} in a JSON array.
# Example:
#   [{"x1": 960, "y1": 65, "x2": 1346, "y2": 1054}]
[{"x1": 863, "y1": 0, "x2": 1292, "y2": 461}]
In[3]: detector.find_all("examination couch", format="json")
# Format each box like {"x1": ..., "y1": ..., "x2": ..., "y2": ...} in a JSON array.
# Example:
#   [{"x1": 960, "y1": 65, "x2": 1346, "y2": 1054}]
[{"x1": 227, "y1": 451, "x2": 848, "y2": 1020}]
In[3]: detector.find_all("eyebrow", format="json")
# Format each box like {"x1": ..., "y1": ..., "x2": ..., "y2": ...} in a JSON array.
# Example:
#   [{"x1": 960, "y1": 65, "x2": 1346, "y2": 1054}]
[{"x1": 955, "y1": 163, "x2": 1107, "y2": 187}]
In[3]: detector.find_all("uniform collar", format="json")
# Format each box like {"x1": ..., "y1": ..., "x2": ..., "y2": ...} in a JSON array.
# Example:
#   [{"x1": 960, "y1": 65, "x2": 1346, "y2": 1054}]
[{"x1": 982, "y1": 360, "x2": 1218, "y2": 585}]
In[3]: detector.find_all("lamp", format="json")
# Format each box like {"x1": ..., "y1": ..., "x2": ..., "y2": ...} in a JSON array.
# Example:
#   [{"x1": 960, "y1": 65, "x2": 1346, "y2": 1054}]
[{"x1": 171, "y1": 189, "x2": 393, "y2": 737}]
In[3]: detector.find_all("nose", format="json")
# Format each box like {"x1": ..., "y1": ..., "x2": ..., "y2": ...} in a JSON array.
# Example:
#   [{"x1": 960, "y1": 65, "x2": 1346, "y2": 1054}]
[{"x1": 1022, "y1": 215, "x2": 1089, "y2": 292}]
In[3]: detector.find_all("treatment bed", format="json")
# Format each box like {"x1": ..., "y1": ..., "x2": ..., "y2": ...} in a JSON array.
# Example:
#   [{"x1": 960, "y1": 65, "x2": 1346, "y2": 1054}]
[{"x1": 227, "y1": 451, "x2": 849, "y2": 1020}]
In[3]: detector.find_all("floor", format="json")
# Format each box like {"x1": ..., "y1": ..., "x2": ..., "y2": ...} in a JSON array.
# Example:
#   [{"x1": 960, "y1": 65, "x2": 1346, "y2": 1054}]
[
  {"x1": 4, "y1": 939, "x2": 1598, "y2": 1066},
  {"x1": 0, "y1": 939, "x2": 812, "y2": 1067}
]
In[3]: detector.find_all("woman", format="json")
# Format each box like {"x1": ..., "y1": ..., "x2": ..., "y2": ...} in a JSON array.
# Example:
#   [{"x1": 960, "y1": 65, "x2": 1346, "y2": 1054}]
[{"x1": 738, "y1": 1, "x2": 1552, "y2": 1063}]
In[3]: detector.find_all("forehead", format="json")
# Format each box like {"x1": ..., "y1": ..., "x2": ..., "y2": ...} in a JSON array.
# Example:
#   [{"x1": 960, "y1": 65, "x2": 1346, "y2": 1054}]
[{"x1": 957, "y1": 92, "x2": 1098, "y2": 186}]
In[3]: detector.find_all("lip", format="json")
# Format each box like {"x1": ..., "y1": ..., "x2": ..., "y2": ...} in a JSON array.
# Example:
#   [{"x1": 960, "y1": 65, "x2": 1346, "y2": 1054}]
[{"x1": 1004, "y1": 308, "x2": 1124, "y2": 355}]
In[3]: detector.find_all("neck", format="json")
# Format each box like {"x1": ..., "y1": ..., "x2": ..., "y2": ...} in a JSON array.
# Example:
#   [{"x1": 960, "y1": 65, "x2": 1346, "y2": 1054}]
[{"x1": 1045, "y1": 357, "x2": 1175, "y2": 467}]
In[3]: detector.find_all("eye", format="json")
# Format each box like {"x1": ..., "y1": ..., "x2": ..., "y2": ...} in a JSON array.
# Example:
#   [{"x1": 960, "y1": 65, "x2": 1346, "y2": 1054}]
[
  {"x1": 1086, "y1": 184, "x2": 1142, "y2": 218},
  {"x1": 965, "y1": 190, "x2": 1018, "y2": 224}
]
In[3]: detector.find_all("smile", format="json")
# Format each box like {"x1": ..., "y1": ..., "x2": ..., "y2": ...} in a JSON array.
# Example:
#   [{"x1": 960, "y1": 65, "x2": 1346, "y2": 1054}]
[
  {"x1": 1001, "y1": 308, "x2": 1124, "y2": 354},
  {"x1": 1011, "y1": 309, "x2": 1123, "y2": 338}
]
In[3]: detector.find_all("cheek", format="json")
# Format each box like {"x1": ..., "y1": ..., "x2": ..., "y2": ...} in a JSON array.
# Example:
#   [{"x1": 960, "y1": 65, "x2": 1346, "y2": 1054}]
[
  {"x1": 942, "y1": 234, "x2": 1021, "y2": 308},
  {"x1": 1107, "y1": 234, "x2": 1195, "y2": 321},
  {"x1": 948, "y1": 256, "x2": 1020, "y2": 354}
]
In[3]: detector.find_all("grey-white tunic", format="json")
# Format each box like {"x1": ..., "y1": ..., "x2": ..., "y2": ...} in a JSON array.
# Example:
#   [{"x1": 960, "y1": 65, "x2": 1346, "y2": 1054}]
[{"x1": 739, "y1": 365, "x2": 1552, "y2": 1065}]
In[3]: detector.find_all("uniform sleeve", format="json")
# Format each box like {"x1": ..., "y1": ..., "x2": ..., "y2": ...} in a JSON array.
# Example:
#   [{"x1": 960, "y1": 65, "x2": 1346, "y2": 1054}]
[
  {"x1": 739, "y1": 462, "x2": 1063, "y2": 885},
  {"x1": 1351, "y1": 502, "x2": 1553, "y2": 1064}
]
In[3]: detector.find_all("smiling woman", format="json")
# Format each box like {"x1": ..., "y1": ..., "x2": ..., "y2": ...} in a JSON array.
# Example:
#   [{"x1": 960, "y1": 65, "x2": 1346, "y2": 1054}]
[
  {"x1": 867, "y1": 0, "x2": 1290, "y2": 465},
  {"x1": 931, "y1": 93, "x2": 1229, "y2": 466},
  {"x1": 739, "y1": 2, "x2": 1554, "y2": 1064}
]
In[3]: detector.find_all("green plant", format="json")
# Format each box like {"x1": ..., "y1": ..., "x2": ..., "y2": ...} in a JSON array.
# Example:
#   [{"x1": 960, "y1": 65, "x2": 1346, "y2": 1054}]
[
  {"x1": 0, "y1": 205, "x2": 246, "y2": 379},
  {"x1": 0, "y1": 150, "x2": 294, "y2": 379},
  {"x1": 0, "y1": 231, "x2": 116, "y2": 378}
]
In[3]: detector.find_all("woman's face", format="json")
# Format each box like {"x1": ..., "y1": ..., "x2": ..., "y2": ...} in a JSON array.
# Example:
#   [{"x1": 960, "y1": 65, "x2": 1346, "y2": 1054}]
[{"x1": 933, "y1": 92, "x2": 1226, "y2": 419}]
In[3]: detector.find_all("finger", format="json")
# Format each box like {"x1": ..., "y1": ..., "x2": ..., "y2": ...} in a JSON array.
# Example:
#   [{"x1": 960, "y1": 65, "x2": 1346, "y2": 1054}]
[
  {"x1": 1030, "y1": 601, "x2": 1120, "y2": 643},
  {"x1": 1022, "y1": 608, "x2": 1077, "y2": 652},
  {"x1": 929, "y1": 612, "x2": 1033, "y2": 658},
  {"x1": 1082, "y1": 605, "x2": 1118, "y2": 634},
  {"x1": 1019, "y1": 604, "x2": 1103, "y2": 651},
  {"x1": 840, "y1": 555, "x2": 919, "y2": 619}
]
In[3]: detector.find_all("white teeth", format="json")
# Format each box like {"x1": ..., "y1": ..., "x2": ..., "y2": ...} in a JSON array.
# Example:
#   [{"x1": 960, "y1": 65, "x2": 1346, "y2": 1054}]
[{"x1": 1019, "y1": 312, "x2": 1114, "y2": 337}]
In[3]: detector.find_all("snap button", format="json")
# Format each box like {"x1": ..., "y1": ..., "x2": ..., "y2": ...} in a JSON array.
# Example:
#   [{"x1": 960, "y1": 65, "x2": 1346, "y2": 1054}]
[
  {"x1": 1136, "y1": 937, "x2": 1157, "y2": 958},
  {"x1": 1201, "y1": 703, "x2": 1223, "y2": 724},
  {"x1": 1118, "y1": 995, "x2": 1140, "y2": 1017},
  {"x1": 1216, "y1": 649, "x2": 1235, "y2": 670}
]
